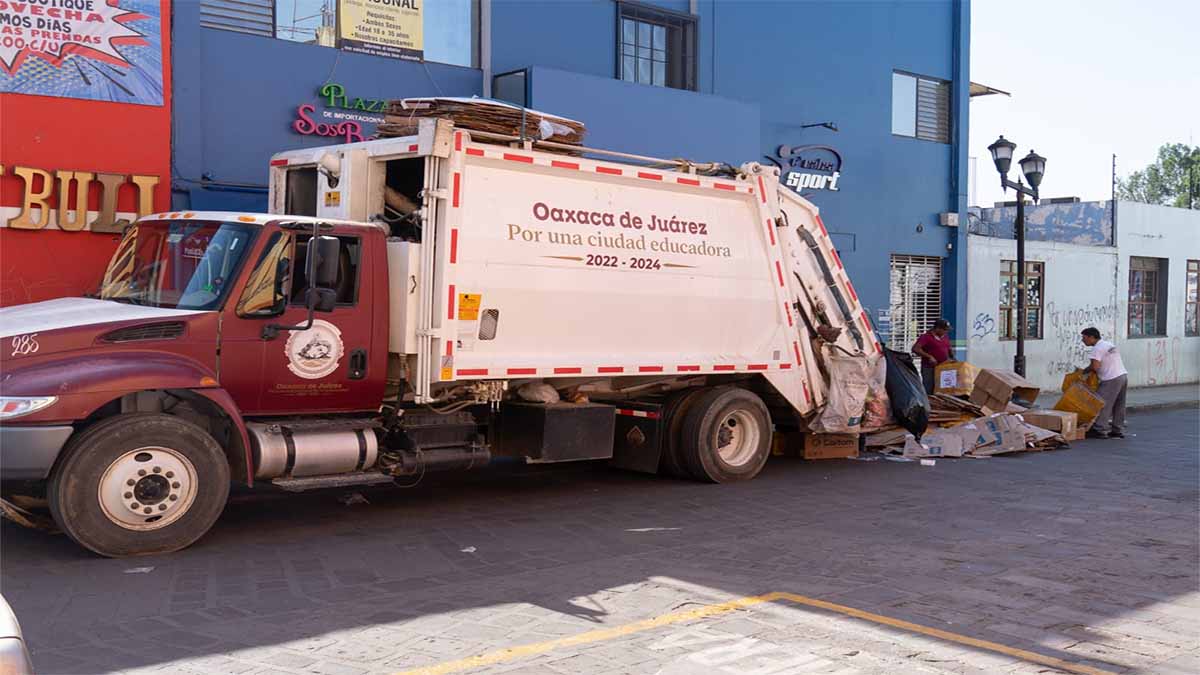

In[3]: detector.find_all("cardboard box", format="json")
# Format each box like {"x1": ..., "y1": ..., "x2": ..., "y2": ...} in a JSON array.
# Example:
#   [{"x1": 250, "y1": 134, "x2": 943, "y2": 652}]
[
  {"x1": 1021, "y1": 410, "x2": 1078, "y2": 437},
  {"x1": 1054, "y1": 382, "x2": 1105, "y2": 427},
  {"x1": 970, "y1": 369, "x2": 1041, "y2": 407},
  {"x1": 934, "y1": 361, "x2": 981, "y2": 397},
  {"x1": 958, "y1": 413, "x2": 1026, "y2": 456},
  {"x1": 803, "y1": 433, "x2": 860, "y2": 460}
]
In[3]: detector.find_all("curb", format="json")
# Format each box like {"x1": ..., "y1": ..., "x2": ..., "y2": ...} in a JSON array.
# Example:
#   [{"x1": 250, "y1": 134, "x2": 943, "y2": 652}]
[{"x1": 1127, "y1": 400, "x2": 1199, "y2": 413}]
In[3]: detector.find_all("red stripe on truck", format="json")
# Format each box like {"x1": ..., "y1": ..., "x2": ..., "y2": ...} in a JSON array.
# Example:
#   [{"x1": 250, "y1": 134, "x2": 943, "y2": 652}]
[
  {"x1": 409, "y1": 144, "x2": 419, "y2": 152},
  {"x1": 269, "y1": 159, "x2": 288, "y2": 166},
  {"x1": 552, "y1": 160, "x2": 580, "y2": 170},
  {"x1": 452, "y1": 173, "x2": 461, "y2": 207},
  {"x1": 780, "y1": 363, "x2": 792, "y2": 370},
  {"x1": 445, "y1": 341, "x2": 453, "y2": 356},
  {"x1": 503, "y1": 153, "x2": 534, "y2": 163},
  {"x1": 466, "y1": 148, "x2": 485, "y2": 157},
  {"x1": 458, "y1": 369, "x2": 489, "y2": 376},
  {"x1": 784, "y1": 303, "x2": 793, "y2": 326},
  {"x1": 845, "y1": 281, "x2": 858, "y2": 302},
  {"x1": 713, "y1": 365, "x2": 736, "y2": 371},
  {"x1": 757, "y1": 175, "x2": 767, "y2": 203},
  {"x1": 714, "y1": 183, "x2": 736, "y2": 191},
  {"x1": 617, "y1": 409, "x2": 661, "y2": 419},
  {"x1": 450, "y1": 229, "x2": 458, "y2": 263},
  {"x1": 766, "y1": 219, "x2": 776, "y2": 246},
  {"x1": 638, "y1": 366, "x2": 664, "y2": 373},
  {"x1": 793, "y1": 341, "x2": 804, "y2": 366},
  {"x1": 676, "y1": 177, "x2": 701, "y2": 186},
  {"x1": 677, "y1": 365, "x2": 701, "y2": 371},
  {"x1": 455, "y1": 132, "x2": 462, "y2": 151},
  {"x1": 598, "y1": 366, "x2": 625, "y2": 373},
  {"x1": 831, "y1": 248, "x2": 844, "y2": 269},
  {"x1": 553, "y1": 367, "x2": 582, "y2": 374},
  {"x1": 775, "y1": 261, "x2": 785, "y2": 286},
  {"x1": 637, "y1": 172, "x2": 663, "y2": 181},
  {"x1": 748, "y1": 364, "x2": 769, "y2": 371},
  {"x1": 596, "y1": 166, "x2": 623, "y2": 176},
  {"x1": 507, "y1": 368, "x2": 537, "y2": 375},
  {"x1": 447, "y1": 285, "x2": 456, "y2": 320}
]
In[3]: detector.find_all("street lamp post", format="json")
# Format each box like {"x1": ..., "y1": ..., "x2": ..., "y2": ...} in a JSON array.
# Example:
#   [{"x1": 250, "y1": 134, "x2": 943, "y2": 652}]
[{"x1": 987, "y1": 136, "x2": 1046, "y2": 378}]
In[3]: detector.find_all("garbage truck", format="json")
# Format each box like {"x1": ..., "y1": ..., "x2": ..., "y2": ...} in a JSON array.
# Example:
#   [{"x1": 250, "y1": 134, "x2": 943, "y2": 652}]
[{"x1": 0, "y1": 119, "x2": 879, "y2": 557}]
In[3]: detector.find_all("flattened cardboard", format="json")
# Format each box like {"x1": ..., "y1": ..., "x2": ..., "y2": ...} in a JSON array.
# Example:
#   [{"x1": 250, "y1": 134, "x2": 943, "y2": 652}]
[{"x1": 903, "y1": 429, "x2": 966, "y2": 458}]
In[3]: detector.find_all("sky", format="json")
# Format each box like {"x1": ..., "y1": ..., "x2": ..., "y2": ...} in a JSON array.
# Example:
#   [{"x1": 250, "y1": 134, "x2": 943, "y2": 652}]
[{"x1": 969, "y1": 0, "x2": 1200, "y2": 206}]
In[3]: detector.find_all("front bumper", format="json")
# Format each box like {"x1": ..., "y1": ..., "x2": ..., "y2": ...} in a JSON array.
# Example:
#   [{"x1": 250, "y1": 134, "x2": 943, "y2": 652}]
[{"x1": 0, "y1": 425, "x2": 74, "y2": 480}]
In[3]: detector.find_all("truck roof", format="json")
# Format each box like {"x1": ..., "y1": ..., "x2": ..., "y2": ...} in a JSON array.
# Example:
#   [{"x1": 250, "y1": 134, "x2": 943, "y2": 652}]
[{"x1": 143, "y1": 211, "x2": 381, "y2": 231}]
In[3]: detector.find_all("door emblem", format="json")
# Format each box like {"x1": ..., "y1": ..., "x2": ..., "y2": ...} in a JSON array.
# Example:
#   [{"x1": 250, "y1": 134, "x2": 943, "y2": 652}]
[{"x1": 285, "y1": 320, "x2": 344, "y2": 379}]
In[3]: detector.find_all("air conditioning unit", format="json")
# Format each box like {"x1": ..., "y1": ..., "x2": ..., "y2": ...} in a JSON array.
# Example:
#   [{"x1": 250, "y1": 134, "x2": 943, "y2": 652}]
[{"x1": 939, "y1": 212, "x2": 960, "y2": 227}]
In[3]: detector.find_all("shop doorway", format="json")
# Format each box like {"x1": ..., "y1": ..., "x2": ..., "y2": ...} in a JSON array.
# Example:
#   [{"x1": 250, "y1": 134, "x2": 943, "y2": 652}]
[{"x1": 888, "y1": 254, "x2": 943, "y2": 352}]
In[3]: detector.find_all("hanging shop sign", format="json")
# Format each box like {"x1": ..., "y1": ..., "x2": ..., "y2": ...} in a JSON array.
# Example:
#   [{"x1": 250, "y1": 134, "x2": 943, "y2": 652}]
[
  {"x1": 337, "y1": 0, "x2": 423, "y2": 61},
  {"x1": 0, "y1": 0, "x2": 164, "y2": 106},
  {"x1": 770, "y1": 145, "x2": 843, "y2": 196},
  {"x1": 290, "y1": 82, "x2": 386, "y2": 144},
  {"x1": 0, "y1": 165, "x2": 159, "y2": 232}
]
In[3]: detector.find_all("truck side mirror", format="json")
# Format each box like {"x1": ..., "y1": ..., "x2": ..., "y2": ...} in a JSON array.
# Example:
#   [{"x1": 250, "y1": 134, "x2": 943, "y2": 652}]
[
  {"x1": 306, "y1": 288, "x2": 337, "y2": 313},
  {"x1": 312, "y1": 235, "x2": 340, "y2": 289}
]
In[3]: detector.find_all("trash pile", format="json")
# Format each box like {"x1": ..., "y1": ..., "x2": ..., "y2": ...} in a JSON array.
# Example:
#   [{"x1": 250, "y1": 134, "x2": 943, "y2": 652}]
[
  {"x1": 378, "y1": 97, "x2": 588, "y2": 148},
  {"x1": 862, "y1": 359, "x2": 1103, "y2": 460}
]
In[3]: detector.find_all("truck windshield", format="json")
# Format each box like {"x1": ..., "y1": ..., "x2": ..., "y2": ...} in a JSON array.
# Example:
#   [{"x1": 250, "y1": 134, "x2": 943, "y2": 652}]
[{"x1": 99, "y1": 220, "x2": 257, "y2": 310}]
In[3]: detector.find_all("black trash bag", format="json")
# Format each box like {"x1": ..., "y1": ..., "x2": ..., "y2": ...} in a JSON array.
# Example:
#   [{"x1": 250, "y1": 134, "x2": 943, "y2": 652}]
[{"x1": 883, "y1": 349, "x2": 930, "y2": 437}]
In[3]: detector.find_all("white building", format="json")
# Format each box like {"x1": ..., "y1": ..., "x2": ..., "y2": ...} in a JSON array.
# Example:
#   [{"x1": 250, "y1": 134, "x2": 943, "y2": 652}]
[{"x1": 965, "y1": 200, "x2": 1199, "y2": 391}]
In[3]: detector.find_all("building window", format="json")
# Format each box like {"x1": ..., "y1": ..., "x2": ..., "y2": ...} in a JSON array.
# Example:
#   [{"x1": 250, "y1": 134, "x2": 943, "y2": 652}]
[
  {"x1": 1128, "y1": 256, "x2": 1168, "y2": 337},
  {"x1": 892, "y1": 72, "x2": 952, "y2": 143},
  {"x1": 888, "y1": 254, "x2": 943, "y2": 352},
  {"x1": 202, "y1": 1, "x2": 479, "y2": 68},
  {"x1": 1186, "y1": 259, "x2": 1199, "y2": 337},
  {"x1": 618, "y1": 2, "x2": 697, "y2": 91},
  {"x1": 998, "y1": 260, "x2": 1044, "y2": 340}
]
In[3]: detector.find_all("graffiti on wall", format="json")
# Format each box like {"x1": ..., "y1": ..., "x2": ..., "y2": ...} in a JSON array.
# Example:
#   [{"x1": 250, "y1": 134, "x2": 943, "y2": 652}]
[
  {"x1": 1144, "y1": 337, "x2": 1183, "y2": 386},
  {"x1": 1043, "y1": 300, "x2": 1117, "y2": 377},
  {"x1": 970, "y1": 313, "x2": 996, "y2": 340}
]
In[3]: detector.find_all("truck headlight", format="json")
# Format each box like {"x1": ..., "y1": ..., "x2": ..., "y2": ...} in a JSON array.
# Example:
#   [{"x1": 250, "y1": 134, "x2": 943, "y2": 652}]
[{"x1": 0, "y1": 396, "x2": 58, "y2": 420}]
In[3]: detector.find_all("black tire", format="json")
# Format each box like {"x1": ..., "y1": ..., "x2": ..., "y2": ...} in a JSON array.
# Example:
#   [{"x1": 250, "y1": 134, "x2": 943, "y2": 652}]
[
  {"x1": 678, "y1": 387, "x2": 771, "y2": 483},
  {"x1": 659, "y1": 388, "x2": 708, "y2": 479},
  {"x1": 48, "y1": 413, "x2": 230, "y2": 557}
]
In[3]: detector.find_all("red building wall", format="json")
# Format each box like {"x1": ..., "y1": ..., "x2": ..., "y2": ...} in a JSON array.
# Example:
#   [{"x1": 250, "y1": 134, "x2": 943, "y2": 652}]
[{"x1": 0, "y1": 1, "x2": 172, "y2": 307}]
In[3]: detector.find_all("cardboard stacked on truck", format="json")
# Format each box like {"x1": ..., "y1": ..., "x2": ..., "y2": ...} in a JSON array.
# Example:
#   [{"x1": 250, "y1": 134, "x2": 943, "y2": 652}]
[
  {"x1": 934, "y1": 361, "x2": 980, "y2": 397},
  {"x1": 379, "y1": 98, "x2": 587, "y2": 148},
  {"x1": 969, "y1": 369, "x2": 1041, "y2": 411}
]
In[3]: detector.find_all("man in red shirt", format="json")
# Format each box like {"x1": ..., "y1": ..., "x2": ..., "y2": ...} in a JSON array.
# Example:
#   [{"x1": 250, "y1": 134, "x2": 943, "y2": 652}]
[{"x1": 912, "y1": 319, "x2": 954, "y2": 394}]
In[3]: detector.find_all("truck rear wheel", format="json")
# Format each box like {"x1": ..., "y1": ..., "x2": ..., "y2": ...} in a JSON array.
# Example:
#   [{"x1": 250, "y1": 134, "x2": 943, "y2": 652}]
[
  {"x1": 48, "y1": 413, "x2": 230, "y2": 557},
  {"x1": 659, "y1": 388, "x2": 708, "y2": 478},
  {"x1": 678, "y1": 387, "x2": 771, "y2": 483}
]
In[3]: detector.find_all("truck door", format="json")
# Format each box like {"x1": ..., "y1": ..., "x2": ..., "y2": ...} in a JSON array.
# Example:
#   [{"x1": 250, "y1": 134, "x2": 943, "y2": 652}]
[{"x1": 224, "y1": 229, "x2": 382, "y2": 415}]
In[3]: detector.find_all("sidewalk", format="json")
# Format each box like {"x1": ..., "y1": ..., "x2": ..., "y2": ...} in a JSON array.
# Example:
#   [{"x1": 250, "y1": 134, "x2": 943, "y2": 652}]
[{"x1": 1034, "y1": 383, "x2": 1198, "y2": 412}]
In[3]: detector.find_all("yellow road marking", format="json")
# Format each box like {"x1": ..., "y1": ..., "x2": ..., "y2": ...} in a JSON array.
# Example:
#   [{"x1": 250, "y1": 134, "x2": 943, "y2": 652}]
[{"x1": 396, "y1": 591, "x2": 1118, "y2": 675}]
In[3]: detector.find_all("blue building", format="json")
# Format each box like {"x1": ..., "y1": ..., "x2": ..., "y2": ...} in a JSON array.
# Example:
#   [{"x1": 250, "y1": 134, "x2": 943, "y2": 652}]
[{"x1": 176, "y1": 0, "x2": 971, "y2": 350}]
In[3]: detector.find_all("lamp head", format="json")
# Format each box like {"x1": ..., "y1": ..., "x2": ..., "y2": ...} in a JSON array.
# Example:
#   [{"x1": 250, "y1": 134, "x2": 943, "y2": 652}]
[
  {"x1": 1019, "y1": 149, "x2": 1046, "y2": 190},
  {"x1": 988, "y1": 135, "x2": 1016, "y2": 176}
]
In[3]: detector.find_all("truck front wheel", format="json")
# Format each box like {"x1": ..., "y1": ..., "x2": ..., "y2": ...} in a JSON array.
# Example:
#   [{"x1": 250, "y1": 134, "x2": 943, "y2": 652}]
[
  {"x1": 679, "y1": 387, "x2": 771, "y2": 483},
  {"x1": 48, "y1": 413, "x2": 230, "y2": 557}
]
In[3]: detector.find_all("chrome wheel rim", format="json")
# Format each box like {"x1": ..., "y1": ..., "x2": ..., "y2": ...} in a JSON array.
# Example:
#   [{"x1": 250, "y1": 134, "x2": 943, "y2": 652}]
[{"x1": 98, "y1": 446, "x2": 198, "y2": 531}]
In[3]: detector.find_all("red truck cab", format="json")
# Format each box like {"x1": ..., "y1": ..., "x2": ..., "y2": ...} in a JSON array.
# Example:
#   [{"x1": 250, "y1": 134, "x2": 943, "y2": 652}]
[{"x1": 1, "y1": 212, "x2": 388, "y2": 556}]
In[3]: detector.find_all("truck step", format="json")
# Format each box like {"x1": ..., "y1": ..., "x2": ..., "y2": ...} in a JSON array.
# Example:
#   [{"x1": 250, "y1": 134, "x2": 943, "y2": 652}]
[{"x1": 271, "y1": 472, "x2": 395, "y2": 492}]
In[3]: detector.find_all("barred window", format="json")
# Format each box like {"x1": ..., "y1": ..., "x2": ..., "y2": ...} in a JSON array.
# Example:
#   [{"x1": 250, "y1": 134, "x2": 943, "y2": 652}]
[
  {"x1": 618, "y1": 2, "x2": 697, "y2": 91},
  {"x1": 1129, "y1": 256, "x2": 1168, "y2": 337},
  {"x1": 1185, "y1": 260, "x2": 1198, "y2": 337},
  {"x1": 999, "y1": 260, "x2": 1044, "y2": 340}
]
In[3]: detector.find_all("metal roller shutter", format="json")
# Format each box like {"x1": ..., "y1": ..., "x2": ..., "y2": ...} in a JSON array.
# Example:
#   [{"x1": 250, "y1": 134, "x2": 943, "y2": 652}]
[{"x1": 888, "y1": 254, "x2": 943, "y2": 352}]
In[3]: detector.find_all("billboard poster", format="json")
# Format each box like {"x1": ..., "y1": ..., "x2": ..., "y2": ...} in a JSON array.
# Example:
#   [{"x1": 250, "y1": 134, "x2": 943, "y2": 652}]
[
  {"x1": 0, "y1": 0, "x2": 164, "y2": 106},
  {"x1": 337, "y1": 0, "x2": 423, "y2": 61}
]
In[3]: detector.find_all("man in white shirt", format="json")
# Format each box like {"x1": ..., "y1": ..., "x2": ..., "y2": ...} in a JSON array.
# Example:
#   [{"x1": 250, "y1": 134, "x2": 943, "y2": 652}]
[{"x1": 1080, "y1": 327, "x2": 1129, "y2": 439}]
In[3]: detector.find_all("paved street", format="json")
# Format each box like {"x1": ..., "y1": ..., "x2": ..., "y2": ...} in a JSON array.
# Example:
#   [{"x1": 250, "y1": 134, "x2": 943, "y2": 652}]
[{"x1": 3, "y1": 406, "x2": 1197, "y2": 675}]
